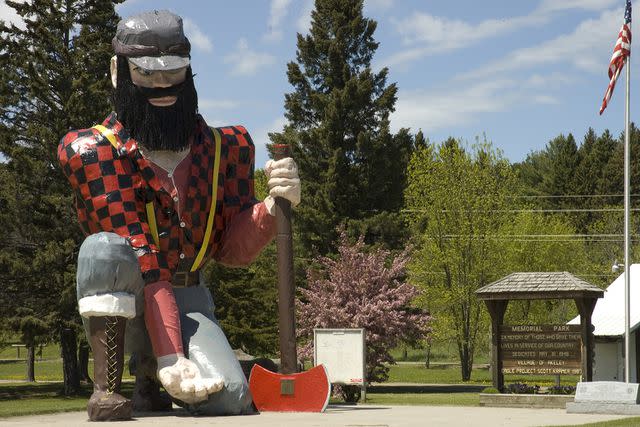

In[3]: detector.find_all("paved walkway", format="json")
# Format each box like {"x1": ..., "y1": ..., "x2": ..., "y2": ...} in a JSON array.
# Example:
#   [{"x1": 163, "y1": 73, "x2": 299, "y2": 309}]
[{"x1": 0, "y1": 405, "x2": 633, "y2": 427}]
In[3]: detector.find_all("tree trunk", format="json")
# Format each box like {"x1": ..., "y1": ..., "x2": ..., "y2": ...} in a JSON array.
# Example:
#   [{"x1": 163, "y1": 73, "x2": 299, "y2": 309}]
[
  {"x1": 78, "y1": 340, "x2": 92, "y2": 384},
  {"x1": 26, "y1": 344, "x2": 35, "y2": 382},
  {"x1": 425, "y1": 341, "x2": 431, "y2": 369},
  {"x1": 60, "y1": 327, "x2": 80, "y2": 395},
  {"x1": 460, "y1": 342, "x2": 472, "y2": 381}
]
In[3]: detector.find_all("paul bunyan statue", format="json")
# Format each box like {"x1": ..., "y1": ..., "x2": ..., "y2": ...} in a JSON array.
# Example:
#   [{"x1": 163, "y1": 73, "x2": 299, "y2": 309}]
[{"x1": 57, "y1": 10, "x2": 300, "y2": 421}]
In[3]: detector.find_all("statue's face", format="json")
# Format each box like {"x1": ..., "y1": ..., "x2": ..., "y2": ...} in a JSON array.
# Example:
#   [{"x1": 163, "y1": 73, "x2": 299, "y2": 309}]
[{"x1": 127, "y1": 61, "x2": 188, "y2": 107}]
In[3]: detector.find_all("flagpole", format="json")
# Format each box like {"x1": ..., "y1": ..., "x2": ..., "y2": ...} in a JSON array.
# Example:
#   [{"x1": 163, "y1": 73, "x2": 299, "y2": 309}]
[{"x1": 624, "y1": 51, "x2": 631, "y2": 383}]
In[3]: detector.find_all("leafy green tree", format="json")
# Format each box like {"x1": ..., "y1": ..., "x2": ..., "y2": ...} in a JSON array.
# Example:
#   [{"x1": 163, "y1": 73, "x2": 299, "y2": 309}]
[
  {"x1": 405, "y1": 139, "x2": 517, "y2": 381},
  {"x1": 499, "y1": 211, "x2": 590, "y2": 324},
  {"x1": 7, "y1": 309, "x2": 49, "y2": 382},
  {"x1": 269, "y1": 0, "x2": 416, "y2": 256},
  {"x1": 0, "y1": 0, "x2": 122, "y2": 394}
]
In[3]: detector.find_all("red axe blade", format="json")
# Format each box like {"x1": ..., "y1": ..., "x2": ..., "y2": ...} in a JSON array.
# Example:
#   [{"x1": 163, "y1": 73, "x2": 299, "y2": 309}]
[{"x1": 249, "y1": 364, "x2": 330, "y2": 412}]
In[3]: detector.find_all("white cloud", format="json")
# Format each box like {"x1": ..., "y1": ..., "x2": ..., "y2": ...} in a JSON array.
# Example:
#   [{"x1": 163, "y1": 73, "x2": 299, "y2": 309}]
[
  {"x1": 391, "y1": 73, "x2": 569, "y2": 134},
  {"x1": 223, "y1": 38, "x2": 276, "y2": 76},
  {"x1": 254, "y1": 116, "x2": 288, "y2": 149},
  {"x1": 537, "y1": 0, "x2": 618, "y2": 13},
  {"x1": 384, "y1": 0, "x2": 620, "y2": 68},
  {"x1": 386, "y1": 12, "x2": 547, "y2": 68},
  {"x1": 391, "y1": 79, "x2": 519, "y2": 132},
  {"x1": 297, "y1": 0, "x2": 314, "y2": 34},
  {"x1": 525, "y1": 72, "x2": 577, "y2": 87},
  {"x1": 183, "y1": 18, "x2": 213, "y2": 53},
  {"x1": 532, "y1": 94, "x2": 560, "y2": 105},
  {"x1": 458, "y1": 8, "x2": 620, "y2": 81},
  {"x1": 264, "y1": 0, "x2": 292, "y2": 42},
  {"x1": 0, "y1": 0, "x2": 26, "y2": 30},
  {"x1": 252, "y1": 116, "x2": 288, "y2": 168},
  {"x1": 389, "y1": 8, "x2": 622, "y2": 135},
  {"x1": 198, "y1": 99, "x2": 240, "y2": 110}
]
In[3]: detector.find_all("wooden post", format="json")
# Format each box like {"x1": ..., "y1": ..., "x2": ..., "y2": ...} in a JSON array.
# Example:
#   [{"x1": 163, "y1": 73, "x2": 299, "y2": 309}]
[
  {"x1": 273, "y1": 144, "x2": 297, "y2": 375},
  {"x1": 484, "y1": 299, "x2": 508, "y2": 392},
  {"x1": 636, "y1": 329, "x2": 640, "y2": 382},
  {"x1": 575, "y1": 297, "x2": 598, "y2": 382}
]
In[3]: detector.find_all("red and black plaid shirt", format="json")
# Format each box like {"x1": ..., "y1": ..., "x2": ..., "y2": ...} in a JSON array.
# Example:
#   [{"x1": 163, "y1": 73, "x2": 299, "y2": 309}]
[{"x1": 58, "y1": 112, "x2": 275, "y2": 285}]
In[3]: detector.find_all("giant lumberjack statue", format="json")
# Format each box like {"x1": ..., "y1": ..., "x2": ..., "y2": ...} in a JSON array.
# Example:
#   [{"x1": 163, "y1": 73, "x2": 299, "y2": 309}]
[{"x1": 57, "y1": 10, "x2": 300, "y2": 421}]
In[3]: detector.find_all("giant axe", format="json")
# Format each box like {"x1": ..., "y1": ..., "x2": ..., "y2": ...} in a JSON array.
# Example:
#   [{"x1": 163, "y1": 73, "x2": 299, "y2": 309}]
[{"x1": 248, "y1": 144, "x2": 331, "y2": 412}]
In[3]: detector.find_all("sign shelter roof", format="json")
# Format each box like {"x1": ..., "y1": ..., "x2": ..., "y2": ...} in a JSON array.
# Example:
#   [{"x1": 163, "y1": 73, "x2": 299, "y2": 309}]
[
  {"x1": 476, "y1": 272, "x2": 604, "y2": 301},
  {"x1": 476, "y1": 272, "x2": 604, "y2": 391}
]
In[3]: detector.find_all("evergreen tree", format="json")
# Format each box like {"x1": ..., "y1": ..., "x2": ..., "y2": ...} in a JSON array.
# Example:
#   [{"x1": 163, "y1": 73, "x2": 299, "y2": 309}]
[
  {"x1": 203, "y1": 169, "x2": 280, "y2": 356},
  {"x1": 269, "y1": 0, "x2": 416, "y2": 256},
  {"x1": 0, "y1": 0, "x2": 121, "y2": 394},
  {"x1": 572, "y1": 128, "x2": 618, "y2": 232},
  {"x1": 541, "y1": 134, "x2": 580, "y2": 208}
]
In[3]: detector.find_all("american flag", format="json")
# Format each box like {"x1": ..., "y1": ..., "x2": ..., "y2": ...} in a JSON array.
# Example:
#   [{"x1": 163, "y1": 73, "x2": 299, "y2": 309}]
[{"x1": 600, "y1": 0, "x2": 632, "y2": 115}]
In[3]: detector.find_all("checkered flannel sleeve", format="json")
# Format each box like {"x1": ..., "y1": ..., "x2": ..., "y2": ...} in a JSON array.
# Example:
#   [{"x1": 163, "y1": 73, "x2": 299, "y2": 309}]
[
  {"x1": 58, "y1": 129, "x2": 171, "y2": 284},
  {"x1": 215, "y1": 126, "x2": 276, "y2": 266}
]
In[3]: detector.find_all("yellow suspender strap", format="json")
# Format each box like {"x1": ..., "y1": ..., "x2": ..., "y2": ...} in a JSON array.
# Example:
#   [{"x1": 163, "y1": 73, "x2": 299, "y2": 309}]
[
  {"x1": 146, "y1": 202, "x2": 161, "y2": 248},
  {"x1": 191, "y1": 128, "x2": 222, "y2": 272},
  {"x1": 92, "y1": 125, "x2": 222, "y2": 272},
  {"x1": 92, "y1": 125, "x2": 162, "y2": 248},
  {"x1": 93, "y1": 125, "x2": 119, "y2": 149}
]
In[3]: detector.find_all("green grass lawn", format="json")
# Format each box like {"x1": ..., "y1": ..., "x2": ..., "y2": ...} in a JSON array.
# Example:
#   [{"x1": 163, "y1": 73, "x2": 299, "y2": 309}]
[
  {"x1": 0, "y1": 358, "x2": 134, "y2": 382},
  {"x1": 386, "y1": 363, "x2": 579, "y2": 386},
  {"x1": 551, "y1": 419, "x2": 640, "y2": 427},
  {"x1": 0, "y1": 342, "x2": 61, "y2": 360},
  {"x1": 0, "y1": 382, "x2": 135, "y2": 418},
  {"x1": 0, "y1": 355, "x2": 576, "y2": 387},
  {"x1": 0, "y1": 342, "x2": 584, "y2": 418},
  {"x1": 363, "y1": 392, "x2": 480, "y2": 406}
]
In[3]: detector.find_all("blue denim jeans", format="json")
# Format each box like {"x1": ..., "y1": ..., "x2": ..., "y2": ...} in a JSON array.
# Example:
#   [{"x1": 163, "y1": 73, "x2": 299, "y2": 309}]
[{"x1": 76, "y1": 232, "x2": 254, "y2": 415}]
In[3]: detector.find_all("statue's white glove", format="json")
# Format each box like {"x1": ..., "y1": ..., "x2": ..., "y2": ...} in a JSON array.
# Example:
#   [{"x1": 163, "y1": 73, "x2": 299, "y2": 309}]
[
  {"x1": 156, "y1": 353, "x2": 224, "y2": 404},
  {"x1": 264, "y1": 157, "x2": 301, "y2": 216}
]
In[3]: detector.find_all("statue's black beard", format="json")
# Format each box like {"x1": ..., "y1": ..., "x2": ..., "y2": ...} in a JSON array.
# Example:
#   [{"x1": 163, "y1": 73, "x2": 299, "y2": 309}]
[{"x1": 112, "y1": 56, "x2": 199, "y2": 152}]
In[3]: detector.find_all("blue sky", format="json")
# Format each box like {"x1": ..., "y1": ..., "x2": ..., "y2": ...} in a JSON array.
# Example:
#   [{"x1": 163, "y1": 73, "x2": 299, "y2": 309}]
[{"x1": 1, "y1": 0, "x2": 637, "y2": 168}]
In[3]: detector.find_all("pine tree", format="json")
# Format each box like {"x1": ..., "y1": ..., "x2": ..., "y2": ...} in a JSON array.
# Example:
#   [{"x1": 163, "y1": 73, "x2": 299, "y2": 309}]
[
  {"x1": 0, "y1": 0, "x2": 122, "y2": 394},
  {"x1": 269, "y1": 0, "x2": 416, "y2": 256},
  {"x1": 204, "y1": 169, "x2": 281, "y2": 356}
]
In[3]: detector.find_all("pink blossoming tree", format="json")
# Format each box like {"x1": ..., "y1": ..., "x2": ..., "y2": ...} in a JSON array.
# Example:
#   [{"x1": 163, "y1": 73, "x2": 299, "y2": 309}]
[{"x1": 297, "y1": 231, "x2": 431, "y2": 383}]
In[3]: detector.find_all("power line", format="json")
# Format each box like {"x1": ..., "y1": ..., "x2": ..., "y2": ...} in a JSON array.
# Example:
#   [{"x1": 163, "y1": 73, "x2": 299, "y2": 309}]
[
  {"x1": 403, "y1": 208, "x2": 640, "y2": 213},
  {"x1": 510, "y1": 194, "x2": 640, "y2": 199},
  {"x1": 412, "y1": 272, "x2": 615, "y2": 277},
  {"x1": 436, "y1": 234, "x2": 629, "y2": 238}
]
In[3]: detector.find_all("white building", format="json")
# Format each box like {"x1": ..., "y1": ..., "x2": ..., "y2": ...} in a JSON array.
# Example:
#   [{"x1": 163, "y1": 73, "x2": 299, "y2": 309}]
[{"x1": 568, "y1": 264, "x2": 640, "y2": 382}]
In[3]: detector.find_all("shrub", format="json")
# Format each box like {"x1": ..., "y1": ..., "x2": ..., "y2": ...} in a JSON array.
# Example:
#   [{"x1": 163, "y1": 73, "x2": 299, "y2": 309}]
[
  {"x1": 548, "y1": 385, "x2": 576, "y2": 395},
  {"x1": 506, "y1": 382, "x2": 540, "y2": 394}
]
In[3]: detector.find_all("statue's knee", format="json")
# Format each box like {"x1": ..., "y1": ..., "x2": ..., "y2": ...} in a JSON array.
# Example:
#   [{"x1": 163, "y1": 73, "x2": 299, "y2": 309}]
[{"x1": 77, "y1": 232, "x2": 143, "y2": 313}]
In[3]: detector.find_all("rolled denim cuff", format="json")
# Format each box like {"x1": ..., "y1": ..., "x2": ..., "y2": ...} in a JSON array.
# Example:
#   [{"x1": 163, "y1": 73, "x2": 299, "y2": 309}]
[{"x1": 78, "y1": 292, "x2": 136, "y2": 318}]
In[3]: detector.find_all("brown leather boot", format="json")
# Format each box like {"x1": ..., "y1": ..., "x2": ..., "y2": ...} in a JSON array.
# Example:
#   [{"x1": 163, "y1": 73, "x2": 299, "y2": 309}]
[
  {"x1": 88, "y1": 316, "x2": 133, "y2": 421},
  {"x1": 131, "y1": 353, "x2": 172, "y2": 412}
]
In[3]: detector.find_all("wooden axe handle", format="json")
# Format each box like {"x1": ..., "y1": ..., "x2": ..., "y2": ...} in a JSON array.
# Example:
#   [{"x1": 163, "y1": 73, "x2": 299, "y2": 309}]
[{"x1": 272, "y1": 144, "x2": 297, "y2": 374}]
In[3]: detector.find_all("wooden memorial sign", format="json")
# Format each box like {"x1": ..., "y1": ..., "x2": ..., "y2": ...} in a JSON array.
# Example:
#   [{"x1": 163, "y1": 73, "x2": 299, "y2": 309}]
[{"x1": 499, "y1": 324, "x2": 582, "y2": 375}]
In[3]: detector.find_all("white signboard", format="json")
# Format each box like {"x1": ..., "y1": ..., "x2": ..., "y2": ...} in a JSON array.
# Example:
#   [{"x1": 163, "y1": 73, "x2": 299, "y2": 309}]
[{"x1": 314, "y1": 328, "x2": 366, "y2": 385}]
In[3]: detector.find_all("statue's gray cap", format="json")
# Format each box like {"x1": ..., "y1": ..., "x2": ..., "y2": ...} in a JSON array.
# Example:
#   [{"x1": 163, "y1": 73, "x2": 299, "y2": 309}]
[{"x1": 113, "y1": 10, "x2": 191, "y2": 71}]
